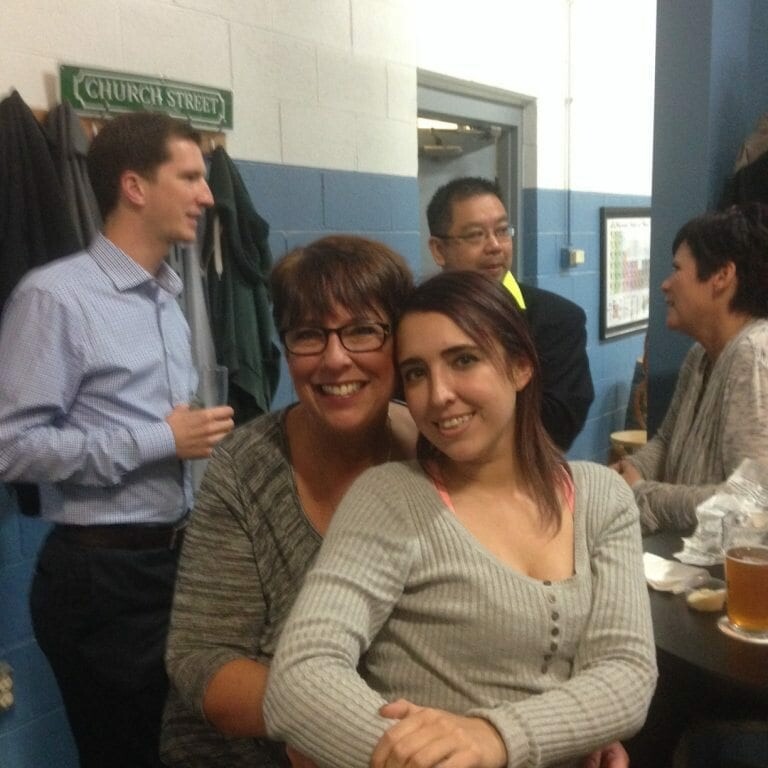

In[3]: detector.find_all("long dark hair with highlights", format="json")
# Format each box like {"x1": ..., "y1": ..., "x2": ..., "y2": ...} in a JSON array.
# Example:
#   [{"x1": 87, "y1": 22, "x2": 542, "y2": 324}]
[{"x1": 396, "y1": 270, "x2": 570, "y2": 531}]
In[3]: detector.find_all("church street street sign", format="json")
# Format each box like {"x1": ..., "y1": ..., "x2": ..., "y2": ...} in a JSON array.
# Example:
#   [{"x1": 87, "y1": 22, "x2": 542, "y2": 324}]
[{"x1": 60, "y1": 65, "x2": 233, "y2": 129}]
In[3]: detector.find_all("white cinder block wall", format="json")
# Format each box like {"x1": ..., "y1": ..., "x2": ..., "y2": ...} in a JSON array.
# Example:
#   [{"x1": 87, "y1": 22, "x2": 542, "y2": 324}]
[
  {"x1": 415, "y1": 0, "x2": 655, "y2": 195},
  {"x1": 1, "y1": 0, "x2": 419, "y2": 176},
  {"x1": 1, "y1": 0, "x2": 654, "y2": 194}
]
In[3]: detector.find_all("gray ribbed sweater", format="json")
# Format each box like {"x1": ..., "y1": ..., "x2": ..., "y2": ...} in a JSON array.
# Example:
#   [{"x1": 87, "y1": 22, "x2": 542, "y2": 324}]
[
  {"x1": 629, "y1": 319, "x2": 768, "y2": 533},
  {"x1": 265, "y1": 461, "x2": 656, "y2": 768}
]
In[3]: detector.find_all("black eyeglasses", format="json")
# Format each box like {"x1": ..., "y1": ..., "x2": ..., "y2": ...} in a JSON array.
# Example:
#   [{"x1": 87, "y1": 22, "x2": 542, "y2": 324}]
[
  {"x1": 434, "y1": 225, "x2": 515, "y2": 247},
  {"x1": 282, "y1": 322, "x2": 391, "y2": 356}
]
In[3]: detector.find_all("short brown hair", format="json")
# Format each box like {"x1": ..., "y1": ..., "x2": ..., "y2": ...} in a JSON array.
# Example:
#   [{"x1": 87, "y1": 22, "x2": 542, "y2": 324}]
[
  {"x1": 672, "y1": 204, "x2": 768, "y2": 318},
  {"x1": 270, "y1": 235, "x2": 414, "y2": 336},
  {"x1": 87, "y1": 111, "x2": 201, "y2": 219}
]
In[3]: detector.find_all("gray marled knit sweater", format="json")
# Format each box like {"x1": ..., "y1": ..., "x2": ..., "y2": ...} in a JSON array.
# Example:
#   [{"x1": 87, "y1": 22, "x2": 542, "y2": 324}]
[
  {"x1": 163, "y1": 409, "x2": 320, "y2": 767},
  {"x1": 629, "y1": 319, "x2": 768, "y2": 533},
  {"x1": 265, "y1": 460, "x2": 656, "y2": 768}
]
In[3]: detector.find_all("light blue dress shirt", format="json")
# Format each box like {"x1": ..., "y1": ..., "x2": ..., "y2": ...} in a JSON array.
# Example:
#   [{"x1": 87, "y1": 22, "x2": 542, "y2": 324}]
[{"x1": 0, "y1": 234, "x2": 195, "y2": 525}]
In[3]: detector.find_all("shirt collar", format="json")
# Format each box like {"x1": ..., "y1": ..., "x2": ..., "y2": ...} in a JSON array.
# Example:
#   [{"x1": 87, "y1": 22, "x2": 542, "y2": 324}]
[
  {"x1": 502, "y1": 270, "x2": 526, "y2": 310},
  {"x1": 89, "y1": 233, "x2": 183, "y2": 298}
]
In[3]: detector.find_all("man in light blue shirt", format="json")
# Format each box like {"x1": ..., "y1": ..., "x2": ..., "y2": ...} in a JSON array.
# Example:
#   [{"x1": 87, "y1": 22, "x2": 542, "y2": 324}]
[{"x1": 0, "y1": 112, "x2": 234, "y2": 768}]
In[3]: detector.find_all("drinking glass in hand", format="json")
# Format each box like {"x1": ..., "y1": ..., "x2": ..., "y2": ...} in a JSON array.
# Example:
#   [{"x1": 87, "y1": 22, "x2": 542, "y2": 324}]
[
  {"x1": 720, "y1": 509, "x2": 768, "y2": 642},
  {"x1": 192, "y1": 365, "x2": 228, "y2": 409}
]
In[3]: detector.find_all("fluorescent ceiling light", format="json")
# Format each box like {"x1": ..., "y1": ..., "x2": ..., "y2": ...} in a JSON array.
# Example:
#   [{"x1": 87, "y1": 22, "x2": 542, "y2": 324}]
[{"x1": 417, "y1": 117, "x2": 459, "y2": 130}]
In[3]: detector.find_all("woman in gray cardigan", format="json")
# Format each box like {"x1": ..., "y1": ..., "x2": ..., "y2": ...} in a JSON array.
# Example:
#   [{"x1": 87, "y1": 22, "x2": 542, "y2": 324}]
[
  {"x1": 613, "y1": 204, "x2": 768, "y2": 533},
  {"x1": 265, "y1": 271, "x2": 655, "y2": 768}
]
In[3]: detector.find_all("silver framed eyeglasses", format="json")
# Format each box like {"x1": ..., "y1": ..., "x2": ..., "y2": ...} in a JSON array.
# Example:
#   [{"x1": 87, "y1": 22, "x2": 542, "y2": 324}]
[
  {"x1": 282, "y1": 322, "x2": 391, "y2": 356},
  {"x1": 435, "y1": 225, "x2": 515, "y2": 247}
]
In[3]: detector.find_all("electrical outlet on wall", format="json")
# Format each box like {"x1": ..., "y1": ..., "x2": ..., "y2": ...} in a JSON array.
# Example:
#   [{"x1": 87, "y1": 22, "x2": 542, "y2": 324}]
[
  {"x1": 0, "y1": 662, "x2": 14, "y2": 712},
  {"x1": 560, "y1": 247, "x2": 586, "y2": 269}
]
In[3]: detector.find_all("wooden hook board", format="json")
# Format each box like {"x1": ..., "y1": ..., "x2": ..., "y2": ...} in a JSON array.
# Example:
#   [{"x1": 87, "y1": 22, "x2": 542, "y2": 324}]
[{"x1": 31, "y1": 108, "x2": 227, "y2": 153}]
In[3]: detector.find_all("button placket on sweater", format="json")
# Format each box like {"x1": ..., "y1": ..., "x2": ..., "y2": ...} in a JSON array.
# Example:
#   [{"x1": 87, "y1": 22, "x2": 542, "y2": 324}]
[{"x1": 541, "y1": 580, "x2": 560, "y2": 673}]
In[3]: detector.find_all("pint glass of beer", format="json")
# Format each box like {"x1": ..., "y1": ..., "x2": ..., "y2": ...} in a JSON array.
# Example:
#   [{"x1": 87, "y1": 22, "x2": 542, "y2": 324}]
[{"x1": 722, "y1": 509, "x2": 768, "y2": 640}]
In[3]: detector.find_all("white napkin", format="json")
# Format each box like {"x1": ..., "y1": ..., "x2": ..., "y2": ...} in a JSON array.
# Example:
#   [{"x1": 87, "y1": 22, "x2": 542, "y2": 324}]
[{"x1": 643, "y1": 553, "x2": 709, "y2": 594}]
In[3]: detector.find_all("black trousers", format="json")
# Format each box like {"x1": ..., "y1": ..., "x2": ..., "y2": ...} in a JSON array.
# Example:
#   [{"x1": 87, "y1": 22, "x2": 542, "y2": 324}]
[{"x1": 30, "y1": 528, "x2": 180, "y2": 768}]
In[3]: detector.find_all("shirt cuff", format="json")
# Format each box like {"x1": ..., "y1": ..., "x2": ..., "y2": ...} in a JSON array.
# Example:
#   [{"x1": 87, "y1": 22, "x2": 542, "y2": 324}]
[
  {"x1": 632, "y1": 481, "x2": 660, "y2": 534},
  {"x1": 466, "y1": 707, "x2": 530, "y2": 768},
  {"x1": 131, "y1": 421, "x2": 177, "y2": 465}
]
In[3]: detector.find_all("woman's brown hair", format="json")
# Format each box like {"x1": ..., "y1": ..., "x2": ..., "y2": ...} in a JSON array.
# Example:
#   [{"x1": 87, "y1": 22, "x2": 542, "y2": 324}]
[{"x1": 271, "y1": 235, "x2": 414, "y2": 333}]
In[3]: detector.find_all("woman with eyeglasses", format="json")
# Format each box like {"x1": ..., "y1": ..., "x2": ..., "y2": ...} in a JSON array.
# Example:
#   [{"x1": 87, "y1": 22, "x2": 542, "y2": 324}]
[
  {"x1": 161, "y1": 235, "x2": 416, "y2": 767},
  {"x1": 265, "y1": 271, "x2": 656, "y2": 768}
]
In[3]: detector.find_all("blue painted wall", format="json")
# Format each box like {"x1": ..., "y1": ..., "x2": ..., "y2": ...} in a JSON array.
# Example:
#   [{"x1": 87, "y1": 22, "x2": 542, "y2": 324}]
[
  {"x1": 648, "y1": 0, "x2": 768, "y2": 430},
  {"x1": 521, "y1": 188, "x2": 647, "y2": 463},
  {"x1": 0, "y1": 492, "x2": 77, "y2": 766}
]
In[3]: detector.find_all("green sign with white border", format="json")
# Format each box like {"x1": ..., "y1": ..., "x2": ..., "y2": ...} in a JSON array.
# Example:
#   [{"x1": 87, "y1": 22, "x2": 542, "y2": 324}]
[{"x1": 60, "y1": 65, "x2": 233, "y2": 130}]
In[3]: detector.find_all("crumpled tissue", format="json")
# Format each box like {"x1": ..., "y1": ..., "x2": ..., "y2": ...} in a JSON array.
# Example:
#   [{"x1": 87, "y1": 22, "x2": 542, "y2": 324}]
[
  {"x1": 643, "y1": 552, "x2": 708, "y2": 594},
  {"x1": 677, "y1": 458, "x2": 768, "y2": 565}
]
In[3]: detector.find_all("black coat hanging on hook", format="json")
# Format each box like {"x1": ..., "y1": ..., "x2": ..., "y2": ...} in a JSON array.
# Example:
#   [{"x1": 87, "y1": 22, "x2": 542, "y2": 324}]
[
  {"x1": 0, "y1": 90, "x2": 81, "y2": 516},
  {"x1": 0, "y1": 90, "x2": 80, "y2": 313}
]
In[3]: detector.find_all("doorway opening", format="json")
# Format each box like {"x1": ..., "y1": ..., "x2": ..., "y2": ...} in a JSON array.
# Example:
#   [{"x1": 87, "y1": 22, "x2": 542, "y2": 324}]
[{"x1": 417, "y1": 72, "x2": 533, "y2": 279}]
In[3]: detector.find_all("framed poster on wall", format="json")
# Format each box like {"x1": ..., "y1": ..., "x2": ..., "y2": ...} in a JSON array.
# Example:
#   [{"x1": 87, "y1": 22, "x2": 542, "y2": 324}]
[{"x1": 600, "y1": 207, "x2": 651, "y2": 340}]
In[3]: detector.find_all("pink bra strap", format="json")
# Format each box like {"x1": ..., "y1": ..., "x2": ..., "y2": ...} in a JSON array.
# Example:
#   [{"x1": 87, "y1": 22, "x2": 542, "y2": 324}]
[{"x1": 431, "y1": 466, "x2": 575, "y2": 515}]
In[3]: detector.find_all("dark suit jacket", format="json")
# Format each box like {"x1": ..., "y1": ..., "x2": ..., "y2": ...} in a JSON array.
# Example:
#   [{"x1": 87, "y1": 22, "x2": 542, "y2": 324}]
[{"x1": 520, "y1": 283, "x2": 594, "y2": 451}]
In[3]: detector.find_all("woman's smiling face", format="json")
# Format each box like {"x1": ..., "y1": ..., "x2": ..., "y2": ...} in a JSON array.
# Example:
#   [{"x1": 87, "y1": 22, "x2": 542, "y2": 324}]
[
  {"x1": 397, "y1": 310, "x2": 531, "y2": 469},
  {"x1": 287, "y1": 303, "x2": 396, "y2": 437}
]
